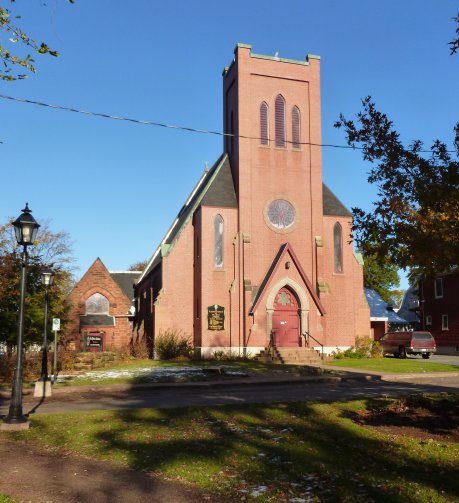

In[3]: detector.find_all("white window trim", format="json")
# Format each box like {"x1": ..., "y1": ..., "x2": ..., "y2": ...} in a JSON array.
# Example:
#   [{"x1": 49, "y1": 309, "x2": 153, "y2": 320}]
[
  {"x1": 435, "y1": 278, "x2": 444, "y2": 299},
  {"x1": 425, "y1": 315, "x2": 432, "y2": 325},
  {"x1": 442, "y1": 314, "x2": 449, "y2": 331}
]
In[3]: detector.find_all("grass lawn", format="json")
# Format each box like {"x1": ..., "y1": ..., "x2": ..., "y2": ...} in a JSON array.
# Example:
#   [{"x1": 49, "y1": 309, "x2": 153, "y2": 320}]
[
  {"x1": 51, "y1": 358, "x2": 306, "y2": 386},
  {"x1": 327, "y1": 357, "x2": 459, "y2": 373},
  {"x1": 4, "y1": 394, "x2": 459, "y2": 502}
]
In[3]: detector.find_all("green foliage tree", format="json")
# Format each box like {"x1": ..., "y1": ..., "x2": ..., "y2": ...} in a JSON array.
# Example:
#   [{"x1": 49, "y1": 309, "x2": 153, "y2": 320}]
[
  {"x1": 335, "y1": 97, "x2": 459, "y2": 278},
  {"x1": 363, "y1": 253, "x2": 400, "y2": 303},
  {"x1": 0, "y1": 0, "x2": 74, "y2": 81},
  {"x1": 0, "y1": 219, "x2": 75, "y2": 352},
  {"x1": 449, "y1": 12, "x2": 459, "y2": 55},
  {"x1": 335, "y1": 13, "x2": 459, "y2": 279},
  {"x1": 128, "y1": 260, "x2": 148, "y2": 272}
]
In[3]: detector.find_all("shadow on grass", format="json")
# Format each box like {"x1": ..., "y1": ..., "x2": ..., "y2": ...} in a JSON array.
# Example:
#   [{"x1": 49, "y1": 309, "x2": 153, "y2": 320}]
[
  {"x1": 345, "y1": 393, "x2": 459, "y2": 439},
  {"x1": 25, "y1": 396, "x2": 459, "y2": 502}
]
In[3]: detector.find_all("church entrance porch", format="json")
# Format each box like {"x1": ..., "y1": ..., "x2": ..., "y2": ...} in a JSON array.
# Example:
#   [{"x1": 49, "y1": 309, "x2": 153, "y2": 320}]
[{"x1": 272, "y1": 287, "x2": 300, "y2": 347}]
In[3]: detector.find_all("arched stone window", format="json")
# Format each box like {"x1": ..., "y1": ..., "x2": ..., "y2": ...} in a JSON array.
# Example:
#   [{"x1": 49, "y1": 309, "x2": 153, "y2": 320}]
[
  {"x1": 260, "y1": 101, "x2": 269, "y2": 145},
  {"x1": 275, "y1": 94, "x2": 286, "y2": 148},
  {"x1": 333, "y1": 222, "x2": 343, "y2": 273},
  {"x1": 86, "y1": 293, "x2": 109, "y2": 314},
  {"x1": 214, "y1": 214, "x2": 224, "y2": 268},
  {"x1": 292, "y1": 106, "x2": 301, "y2": 149}
]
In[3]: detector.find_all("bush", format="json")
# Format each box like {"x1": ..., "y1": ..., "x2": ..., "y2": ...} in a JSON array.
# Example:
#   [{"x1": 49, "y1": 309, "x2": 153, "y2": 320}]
[
  {"x1": 210, "y1": 349, "x2": 255, "y2": 361},
  {"x1": 333, "y1": 337, "x2": 383, "y2": 360},
  {"x1": 154, "y1": 330, "x2": 192, "y2": 360}
]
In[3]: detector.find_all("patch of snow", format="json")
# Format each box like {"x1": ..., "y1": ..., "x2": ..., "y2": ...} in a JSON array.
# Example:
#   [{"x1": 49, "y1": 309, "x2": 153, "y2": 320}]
[
  {"x1": 57, "y1": 365, "x2": 248, "y2": 383},
  {"x1": 250, "y1": 485, "x2": 267, "y2": 497}
]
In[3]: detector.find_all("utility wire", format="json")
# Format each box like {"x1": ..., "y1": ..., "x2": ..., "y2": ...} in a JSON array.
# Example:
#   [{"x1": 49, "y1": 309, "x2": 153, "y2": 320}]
[{"x1": 0, "y1": 94, "x2": 455, "y2": 153}]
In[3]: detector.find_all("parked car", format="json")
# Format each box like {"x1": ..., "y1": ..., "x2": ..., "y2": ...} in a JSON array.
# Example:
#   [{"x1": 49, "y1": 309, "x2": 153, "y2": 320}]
[{"x1": 379, "y1": 331, "x2": 436, "y2": 359}]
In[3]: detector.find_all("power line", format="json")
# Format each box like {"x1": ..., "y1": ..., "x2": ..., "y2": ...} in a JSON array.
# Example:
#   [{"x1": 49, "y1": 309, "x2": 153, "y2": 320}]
[{"x1": 0, "y1": 94, "x2": 456, "y2": 153}]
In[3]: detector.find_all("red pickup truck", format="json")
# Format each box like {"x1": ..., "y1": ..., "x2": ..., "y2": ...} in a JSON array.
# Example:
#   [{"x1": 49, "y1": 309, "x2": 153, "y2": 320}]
[{"x1": 379, "y1": 331, "x2": 437, "y2": 359}]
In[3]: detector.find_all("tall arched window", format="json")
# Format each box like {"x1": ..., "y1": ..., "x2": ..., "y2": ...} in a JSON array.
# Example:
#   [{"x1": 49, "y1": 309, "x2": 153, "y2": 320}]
[
  {"x1": 86, "y1": 293, "x2": 109, "y2": 314},
  {"x1": 333, "y1": 222, "x2": 343, "y2": 273},
  {"x1": 275, "y1": 94, "x2": 286, "y2": 148},
  {"x1": 214, "y1": 215, "x2": 224, "y2": 268},
  {"x1": 292, "y1": 106, "x2": 301, "y2": 149},
  {"x1": 260, "y1": 101, "x2": 269, "y2": 145}
]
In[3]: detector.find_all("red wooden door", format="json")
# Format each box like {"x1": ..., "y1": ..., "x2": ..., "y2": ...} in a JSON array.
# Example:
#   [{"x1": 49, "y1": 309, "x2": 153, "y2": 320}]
[{"x1": 272, "y1": 287, "x2": 300, "y2": 347}]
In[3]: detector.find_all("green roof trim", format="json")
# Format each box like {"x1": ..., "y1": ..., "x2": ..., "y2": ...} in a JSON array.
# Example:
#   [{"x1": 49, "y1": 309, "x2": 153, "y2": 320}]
[
  {"x1": 161, "y1": 244, "x2": 171, "y2": 257},
  {"x1": 251, "y1": 53, "x2": 310, "y2": 66},
  {"x1": 140, "y1": 154, "x2": 233, "y2": 283},
  {"x1": 236, "y1": 43, "x2": 252, "y2": 50},
  {"x1": 354, "y1": 251, "x2": 364, "y2": 266},
  {"x1": 307, "y1": 54, "x2": 321, "y2": 60}
]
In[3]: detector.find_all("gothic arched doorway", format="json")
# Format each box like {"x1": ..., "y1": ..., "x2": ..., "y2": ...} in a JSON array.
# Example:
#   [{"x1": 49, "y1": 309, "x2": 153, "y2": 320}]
[{"x1": 272, "y1": 287, "x2": 300, "y2": 347}]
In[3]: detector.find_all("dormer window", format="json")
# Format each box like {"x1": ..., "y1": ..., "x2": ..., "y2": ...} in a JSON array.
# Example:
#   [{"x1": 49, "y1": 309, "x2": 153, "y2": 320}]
[{"x1": 275, "y1": 94, "x2": 286, "y2": 148}]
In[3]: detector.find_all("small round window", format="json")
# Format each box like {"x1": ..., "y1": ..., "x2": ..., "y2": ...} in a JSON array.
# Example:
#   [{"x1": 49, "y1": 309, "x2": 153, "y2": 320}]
[{"x1": 266, "y1": 199, "x2": 296, "y2": 230}]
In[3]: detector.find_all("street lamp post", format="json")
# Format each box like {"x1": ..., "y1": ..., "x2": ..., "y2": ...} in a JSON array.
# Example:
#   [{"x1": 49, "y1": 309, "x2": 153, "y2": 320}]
[
  {"x1": 40, "y1": 267, "x2": 54, "y2": 381},
  {"x1": 3, "y1": 204, "x2": 40, "y2": 427}
]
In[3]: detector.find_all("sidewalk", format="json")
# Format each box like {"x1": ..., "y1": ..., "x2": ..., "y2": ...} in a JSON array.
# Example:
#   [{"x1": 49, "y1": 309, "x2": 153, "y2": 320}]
[{"x1": 2, "y1": 365, "x2": 458, "y2": 400}]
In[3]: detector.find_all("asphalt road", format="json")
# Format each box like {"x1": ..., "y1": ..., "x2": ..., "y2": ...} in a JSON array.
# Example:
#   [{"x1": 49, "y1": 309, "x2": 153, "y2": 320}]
[{"x1": 1, "y1": 374, "x2": 457, "y2": 417}]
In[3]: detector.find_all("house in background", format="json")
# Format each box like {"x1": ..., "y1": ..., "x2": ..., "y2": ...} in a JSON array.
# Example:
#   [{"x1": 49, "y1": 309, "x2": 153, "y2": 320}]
[
  {"x1": 65, "y1": 258, "x2": 141, "y2": 352},
  {"x1": 133, "y1": 44, "x2": 370, "y2": 357},
  {"x1": 420, "y1": 273, "x2": 459, "y2": 354},
  {"x1": 364, "y1": 288, "x2": 408, "y2": 341},
  {"x1": 397, "y1": 286, "x2": 420, "y2": 330}
]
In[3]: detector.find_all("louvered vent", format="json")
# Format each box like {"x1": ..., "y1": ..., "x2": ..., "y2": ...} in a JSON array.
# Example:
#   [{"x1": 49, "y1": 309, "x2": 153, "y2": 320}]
[
  {"x1": 275, "y1": 95, "x2": 286, "y2": 148},
  {"x1": 292, "y1": 106, "x2": 301, "y2": 149},
  {"x1": 260, "y1": 102, "x2": 269, "y2": 145}
]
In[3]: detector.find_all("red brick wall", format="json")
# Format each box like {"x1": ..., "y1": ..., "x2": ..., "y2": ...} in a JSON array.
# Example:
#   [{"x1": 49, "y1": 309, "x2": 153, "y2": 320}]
[
  {"x1": 422, "y1": 275, "x2": 459, "y2": 348},
  {"x1": 65, "y1": 258, "x2": 134, "y2": 352}
]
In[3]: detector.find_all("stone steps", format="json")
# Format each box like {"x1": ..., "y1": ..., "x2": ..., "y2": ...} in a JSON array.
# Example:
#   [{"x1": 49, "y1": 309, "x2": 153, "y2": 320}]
[{"x1": 256, "y1": 347, "x2": 323, "y2": 365}]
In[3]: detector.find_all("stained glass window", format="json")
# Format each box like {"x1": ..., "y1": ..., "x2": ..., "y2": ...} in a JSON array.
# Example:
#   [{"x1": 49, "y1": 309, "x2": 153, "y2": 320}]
[
  {"x1": 260, "y1": 102, "x2": 269, "y2": 145},
  {"x1": 214, "y1": 215, "x2": 224, "y2": 268},
  {"x1": 86, "y1": 293, "x2": 109, "y2": 314},
  {"x1": 333, "y1": 222, "x2": 343, "y2": 273},
  {"x1": 292, "y1": 106, "x2": 300, "y2": 149},
  {"x1": 275, "y1": 95, "x2": 286, "y2": 148}
]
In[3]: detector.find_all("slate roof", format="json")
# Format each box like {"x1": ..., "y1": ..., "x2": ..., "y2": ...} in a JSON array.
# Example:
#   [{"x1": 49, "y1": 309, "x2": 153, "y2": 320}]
[
  {"x1": 397, "y1": 286, "x2": 420, "y2": 324},
  {"x1": 80, "y1": 314, "x2": 115, "y2": 327},
  {"x1": 364, "y1": 288, "x2": 407, "y2": 323},
  {"x1": 139, "y1": 154, "x2": 235, "y2": 282},
  {"x1": 138, "y1": 154, "x2": 354, "y2": 284},
  {"x1": 110, "y1": 271, "x2": 141, "y2": 303},
  {"x1": 323, "y1": 184, "x2": 352, "y2": 217}
]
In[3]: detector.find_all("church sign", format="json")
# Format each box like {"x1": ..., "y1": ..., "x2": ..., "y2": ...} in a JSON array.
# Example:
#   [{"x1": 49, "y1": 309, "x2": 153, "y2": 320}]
[{"x1": 208, "y1": 304, "x2": 225, "y2": 331}]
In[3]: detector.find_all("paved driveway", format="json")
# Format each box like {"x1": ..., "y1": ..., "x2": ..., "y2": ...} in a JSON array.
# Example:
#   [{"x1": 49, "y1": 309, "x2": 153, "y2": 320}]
[{"x1": 407, "y1": 353, "x2": 459, "y2": 366}]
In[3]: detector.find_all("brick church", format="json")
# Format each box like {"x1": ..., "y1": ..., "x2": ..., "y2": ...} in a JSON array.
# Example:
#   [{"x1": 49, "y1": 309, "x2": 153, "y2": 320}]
[{"x1": 133, "y1": 44, "x2": 370, "y2": 357}]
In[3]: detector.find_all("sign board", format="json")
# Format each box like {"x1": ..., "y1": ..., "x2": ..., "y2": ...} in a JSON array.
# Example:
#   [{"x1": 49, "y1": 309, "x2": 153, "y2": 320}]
[
  {"x1": 207, "y1": 304, "x2": 225, "y2": 331},
  {"x1": 86, "y1": 335, "x2": 103, "y2": 351},
  {"x1": 52, "y1": 318, "x2": 61, "y2": 331}
]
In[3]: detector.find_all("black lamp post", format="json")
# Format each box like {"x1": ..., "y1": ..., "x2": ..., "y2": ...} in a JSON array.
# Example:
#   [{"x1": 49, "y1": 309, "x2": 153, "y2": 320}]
[
  {"x1": 40, "y1": 267, "x2": 54, "y2": 382},
  {"x1": 3, "y1": 204, "x2": 40, "y2": 425}
]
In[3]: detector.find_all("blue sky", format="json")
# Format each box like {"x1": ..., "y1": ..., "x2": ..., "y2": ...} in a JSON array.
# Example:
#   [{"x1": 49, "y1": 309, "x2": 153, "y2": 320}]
[{"x1": 1, "y1": 0, "x2": 458, "y2": 288}]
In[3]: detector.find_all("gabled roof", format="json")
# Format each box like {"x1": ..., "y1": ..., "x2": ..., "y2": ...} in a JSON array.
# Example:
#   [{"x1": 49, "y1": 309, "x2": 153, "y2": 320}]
[
  {"x1": 250, "y1": 243, "x2": 326, "y2": 315},
  {"x1": 138, "y1": 154, "x2": 353, "y2": 286},
  {"x1": 138, "y1": 154, "x2": 236, "y2": 283},
  {"x1": 110, "y1": 271, "x2": 141, "y2": 302},
  {"x1": 364, "y1": 288, "x2": 408, "y2": 323},
  {"x1": 397, "y1": 286, "x2": 420, "y2": 324},
  {"x1": 323, "y1": 184, "x2": 352, "y2": 217}
]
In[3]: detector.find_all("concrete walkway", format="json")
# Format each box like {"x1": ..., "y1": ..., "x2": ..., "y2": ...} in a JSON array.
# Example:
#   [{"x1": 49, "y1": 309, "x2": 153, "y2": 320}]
[{"x1": 1, "y1": 364, "x2": 459, "y2": 401}]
